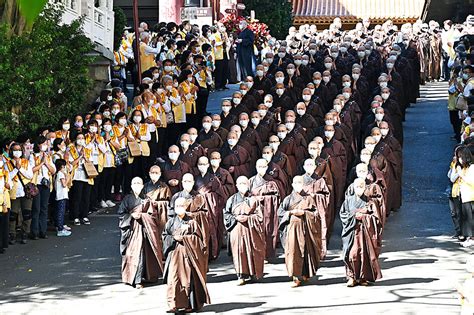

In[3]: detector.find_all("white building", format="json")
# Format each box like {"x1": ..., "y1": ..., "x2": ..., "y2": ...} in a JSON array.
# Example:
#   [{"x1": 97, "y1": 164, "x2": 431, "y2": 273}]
[{"x1": 56, "y1": 0, "x2": 115, "y2": 55}]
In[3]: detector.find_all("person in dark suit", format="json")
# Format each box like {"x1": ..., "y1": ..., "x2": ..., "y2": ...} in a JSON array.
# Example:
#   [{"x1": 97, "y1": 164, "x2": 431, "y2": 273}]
[{"x1": 236, "y1": 20, "x2": 255, "y2": 80}]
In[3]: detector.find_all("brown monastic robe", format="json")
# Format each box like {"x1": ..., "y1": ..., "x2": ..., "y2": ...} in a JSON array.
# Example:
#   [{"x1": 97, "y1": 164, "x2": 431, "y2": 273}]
[
  {"x1": 161, "y1": 159, "x2": 192, "y2": 196},
  {"x1": 224, "y1": 192, "x2": 265, "y2": 279},
  {"x1": 163, "y1": 215, "x2": 210, "y2": 312},
  {"x1": 249, "y1": 174, "x2": 281, "y2": 259},
  {"x1": 220, "y1": 143, "x2": 252, "y2": 181},
  {"x1": 322, "y1": 137, "x2": 347, "y2": 211},
  {"x1": 302, "y1": 174, "x2": 331, "y2": 259},
  {"x1": 340, "y1": 194, "x2": 382, "y2": 283},
  {"x1": 278, "y1": 191, "x2": 321, "y2": 279}
]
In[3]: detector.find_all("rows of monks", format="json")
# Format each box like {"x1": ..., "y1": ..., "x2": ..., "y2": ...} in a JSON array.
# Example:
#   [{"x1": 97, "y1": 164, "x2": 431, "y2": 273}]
[{"x1": 118, "y1": 22, "x2": 420, "y2": 313}]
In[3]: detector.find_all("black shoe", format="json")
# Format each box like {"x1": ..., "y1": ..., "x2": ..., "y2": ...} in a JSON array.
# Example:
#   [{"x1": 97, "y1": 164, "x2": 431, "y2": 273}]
[
  {"x1": 9, "y1": 234, "x2": 15, "y2": 245},
  {"x1": 0, "y1": 248, "x2": 5, "y2": 254},
  {"x1": 29, "y1": 234, "x2": 39, "y2": 240},
  {"x1": 39, "y1": 234, "x2": 48, "y2": 239}
]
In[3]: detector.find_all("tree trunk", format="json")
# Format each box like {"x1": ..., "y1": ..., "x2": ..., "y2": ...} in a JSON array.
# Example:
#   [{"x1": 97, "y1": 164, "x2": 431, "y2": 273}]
[{"x1": 0, "y1": 0, "x2": 28, "y2": 36}]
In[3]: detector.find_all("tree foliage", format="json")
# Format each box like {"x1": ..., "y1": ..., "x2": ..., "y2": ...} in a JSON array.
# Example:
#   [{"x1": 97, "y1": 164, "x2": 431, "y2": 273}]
[
  {"x1": 113, "y1": 6, "x2": 126, "y2": 51},
  {"x1": 242, "y1": 0, "x2": 293, "y2": 40},
  {"x1": 0, "y1": 5, "x2": 94, "y2": 141}
]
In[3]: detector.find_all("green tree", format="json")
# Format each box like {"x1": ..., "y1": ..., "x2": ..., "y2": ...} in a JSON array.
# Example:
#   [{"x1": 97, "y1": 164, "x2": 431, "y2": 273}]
[
  {"x1": 113, "y1": 6, "x2": 126, "y2": 51},
  {"x1": 243, "y1": 0, "x2": 293, "y2": 39},
  {"x1": 0, "y1": 5, "x2": 94, "y2": 140},
  {"x1": 0, "y1": 0, "x2": 48, "y2": 35}
]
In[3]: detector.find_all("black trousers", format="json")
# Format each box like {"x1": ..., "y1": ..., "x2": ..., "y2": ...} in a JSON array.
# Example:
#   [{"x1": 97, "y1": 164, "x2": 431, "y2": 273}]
[
  {"x1": 70, "y1": 181, "x2": 91, "y2": 220},
  {"x1": 0, "y1": 211, "x2": 9, "y2": 249},
  {"x1": 461, "y1": 201, "x2": 474, "y2": 237},
  {"x1": 214, "y1": 59, "x2": 229, "y2": 89},
  {"x1": 449, "y1": 110, "x2": 461, "y2": 142},
  {"x1": 90, "y1": 166, "x2": 103, "y2": 210},
  {"x1": 449, "y1": 196, "x2": 463, "y2": 235},
  {"x1": 114, "y1": 163, "x2": 126, "y2": 196},
  {"x1": 99, "y1": 167, "x2": 115, "y2": 202},
  {"x1": 196, "y1": 87, "x2": 210, "y2": 122}
]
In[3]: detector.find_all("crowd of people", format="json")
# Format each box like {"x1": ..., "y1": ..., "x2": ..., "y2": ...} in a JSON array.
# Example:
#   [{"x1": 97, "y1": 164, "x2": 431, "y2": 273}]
[
  {"x1": 0, "y1": 12, "x2": 470, "y2": 313},
  {"x1": 445, "y1": 16, "x2": 474, "y2": 249}
]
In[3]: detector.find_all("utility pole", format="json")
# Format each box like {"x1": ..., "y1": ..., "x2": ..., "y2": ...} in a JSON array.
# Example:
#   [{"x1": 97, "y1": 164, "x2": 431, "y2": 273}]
[{"x1": 133, "y1": 0, "x2": 142, "y2": 83}]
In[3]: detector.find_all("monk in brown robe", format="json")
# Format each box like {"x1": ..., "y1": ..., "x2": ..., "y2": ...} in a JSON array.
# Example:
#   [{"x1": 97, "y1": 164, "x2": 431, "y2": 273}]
[
  {"x1": 143, "y1": 165, "x2": 172, "y2": 234},
  {"x1": 211, "y1": 114, "x2": 229, "y2": 144},
  {"x1": 119, "y1": 177, "x2": 164, "y2": 289},
  {"x1": 179, "y1": 133, "x2": 205, "y2": 173},
  {"x1": 250, "y1": 159, "x2": 281, "y2": 259},
  {"x1": 224, "y1": 176, "x2": 265, "y2": 285},
  {"x1": 209, "y1": 151, "x2": 236, "y2": 200},
  {"x1": 340, "y1": 178, "x2": 383, "y2": 287},
  {"x1": 160, "y1": 145, "x2": 191, "y2": 196},
  {"x1": 250, "y1": 110, "x2": 272, "y2": 147},
  {"x1": 261, "y1": 145, "x2": 289, "y2": 197},
  {"x1": 321, "y1": 125, "x2": 347, "y2": 211},
  {"x1": 269, "y1": 135, "x2": 294, "y2": 180},
  {"x1": 168, "y1": 174, "x2": 209, "y2": 266},
  {"x1": 233, "y1": 116, "x2": 262, "y2": 173},
  {"x1": 277, "y1": 124, "x2": 306, "y2": 178},
  {"x1": 278, "y1": 176, "x2": 322, "y2": 288},
  {"x1": 301, "y1": 159, "x2": 331, "y2": 259},
  {"x1": 195, "y1": 156, "x2": 226, "y2": 260},
  {"x1": 220, "y1": 131, "x2": 252, "y2": 181},
  {"x1": 163, "y1": 197, "x2": 210, "y2": 312},
  {"x1": 197, "y1": 116, "x2": 223, "y2": 155}
]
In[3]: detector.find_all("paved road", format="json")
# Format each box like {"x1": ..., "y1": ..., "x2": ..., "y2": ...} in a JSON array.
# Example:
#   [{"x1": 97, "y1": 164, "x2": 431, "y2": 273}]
[{"x1": 0, "y1": 82, "x2": 471, "y2": 315}]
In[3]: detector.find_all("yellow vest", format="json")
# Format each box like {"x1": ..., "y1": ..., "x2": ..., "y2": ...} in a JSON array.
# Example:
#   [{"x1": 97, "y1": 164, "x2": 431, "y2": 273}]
[
  {"x1": 213, "y1": 32, "x2": 224, "y2": 60},
  {"x1": 180, "y1": 81, "x2": 196, "y2": 115},
  {"x1": 140, "y1": 42, "x2": 156, "y2": 72}
]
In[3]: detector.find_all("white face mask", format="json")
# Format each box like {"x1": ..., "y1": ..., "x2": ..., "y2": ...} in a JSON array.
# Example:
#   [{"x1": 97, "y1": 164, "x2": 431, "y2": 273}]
[
  {"x1": 164, "y1": 66, "x2": 173, "y2": 72},
  {"x1": 239, "y1": 120, "x2": 249, "y2": 128},
  {"x1": 352, "y1": 73, "x2": 360, "y2": 80},
  {"x1": 246, "y1": 82, "x2": 254, "y2": 89},
  {"x1": 302, "y1": 60, "x2": 309, "y2": 66},
  {"x1": 373, "y1": 135, "x2": 381, "y2": 143},
  {"x1": 133, "y1": 116, "x2": 142, "y2": 123},
  {"x1": 119, "y1": 118, "x2": 127, "y2": 126},
  {"x1": 263, "y1": 66, "x2": 269, "y2": 72},
  {"x1": 13, "y1": 150, "x2": 22, "y2": 158},
  {"x1": 302, "y1": 95, "x2": 311, "y2": 102},
  {"x1": 356, "y1": 170, "x2": 368, "y2": 179},
  {"x1": 360, "y1": 154, "x2": 371, "y2": 163},
  {"x1": 96, "y1": 119, "x2": 102, "y2": 126},
  {"x1": 381, "y1": 93, "x2": 390, "y2": 100},
  {"x1": 168, "y1": 152, "x2": 179, "y2": 161},
  {"x1": 308, "y1": 148, "x2": 319, "y2": 157},
  {"x1": 297, "y1": 109, "x2": 306, "y2": 116},
  {"x1": 266, "y1": 58, "x2": 274, "y2": 64},
  {"x1": 202, "y1": 122, "x2": 211, "y2": 130},
  {"x1": 149, "y1": 173, "x2": 161, "y2": 182},
  {"x1": 264, "y1": 101, "x2": 273, "y2": 108},
  {"x1": 380, "y1": 129, "x2": 389, "y2": 136},
  {"x1": 153, "y1": 73, "x2": 160, "y2": 79},
  {"x1": 63, "y1": 124, "x2": 70, "y2": 131},
  {"x1": 233, "y1": 98, "x2": 241, "y2": 105},
  {"x1": 313, "y1": 79, "x2": 321, "y2": 85},
  {"x1": 379, "y1": 82, "x2": 388, "y2": 88},
  {"x1": 375, "y1": 113, "x2": 384, "y2": 121},
  {"x1": 89, "y1": 126, "x2": 98, "y2": 133},
  {"x1": 190, "y1": 134, "x2": 197, "y2": 142},
  {"x1": 269, "y1": 142, "x2": 279, "y2": 151},
  {"x1": 285, "y1": 122, "x2": 295, "y2": 131},
  {"x1": 175, "y1": 206, "x2": 186, "y2": 216},
  {"x1": 292, "y1": 183, "x2": 304, "y2": 193},
  {"x1": 212, "y1": 120, "x2": 221, "y2": 128},
  {"x1": 365, "y1": 144, "x2": 375, "y2": 152},
  {"x1": 386, "y1": 63, "x2": 394, "y2": 70},
  {"x1": 183, "y1": 182, "x2": 194, "y2": 192},
  {"x1": 104, "y1": 125, "x2": 112, "y2": 132},
  {"x1": 180, "y1": 141, "x2": 189, "y2": 149},
  {"x1": 342, "y1": 81, "x2": 351, "y2": 88},
  {"x1": 76, "y1": 139, "x2": 85, "y2": 147},
  {"x1": 334, "y1": 104, "x2": 342, "y2": 113},
  {"x1": 103, "y1": 111, "x2": 111, "y2": 118},
  {"x1": 112, "y1": 108, "x2": 120, "y2": 115},
  {"x1": 262, "y1": 154, "x2": 272, "y2": 163},
  {"x1": 240, "y1": 89, "x2": 248, "y2": 96},
  {"x1": 343, "y1": 92, "x2": 351, "y2": 99},
  {"x1": 222, "y1": 106, "x2": 231, "y2": 113},
  {"x1": 198, "y1": 164, "x2": 209, "y2": 174},
  {"x1": 325, "y1": 62, "x2": 333, "y2": 69},
  {"x1": 251, "y1": 118, "x2": 260, "y2": 126},
  {"x1": 228, "y1": 139, "x2": 237, "y2": 146},
  {"x1": 237, "y1": 184, "x2": 249, "y2": 194},
  {"x1": 309, "y1": 49, "x2": 316, "y2": 55},
  {"x1": 358, "y1": 52, "x2": 365, "y2": 59},
  {"x1": 210, "y1": 159, "x2": 220, "y2": 167},
  {"x1": 324, "y1": 131, "x2": 334, "y2": 139},
  {"x1": 258, "y1": 109, "x2": 267, "y2": 117},
  {"x1": 304, "y1": 165, "x2": 316, "y2": 175},
  {"x1": 325, "y1": 120, "x2": 334, "y2": 126},
  {"x1": 287, "y1": 69, "x2": 295, "y2": 76},
  {"x1": 330, "y1": 52, "x2": 338, "y2": 59},
  {"x1": 256, "y1": 166, "x2": 268, "y2": 176},
  {"x1": 323, "y1": 76, "x2": 330, "y2": 83},
  {"x1": 276, "y1": 88, "x2": 284, "y2": 96},
  {"x1": 277, "y1": 132, "x2": 287, "y2": 140},
  {"x1": 256, "y1": 70, "x2": 264, "y2": 77},
  {"x1": 131, "y1": 183, "x2": 143, "y2": 195},
  {"x1": 340, "y1": 47, "x2": 348, "y2": 54},
  {"x1": 275, "y1": 77, "x2": 284, "y2": 84},
  {"x1": 278, "y1": 52, "x2": 286, "y2": 58},
  {"x1": 294, "y1": 60, "x2": 302, "y2": 66}
]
